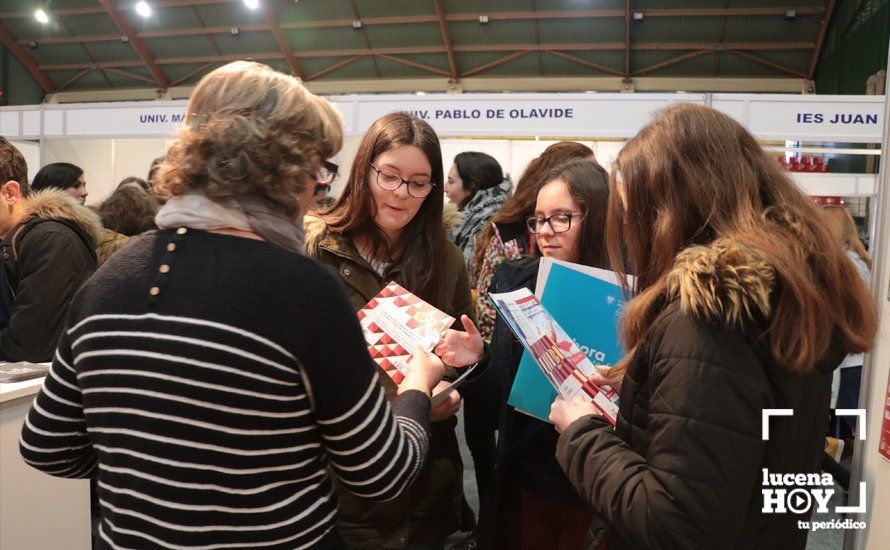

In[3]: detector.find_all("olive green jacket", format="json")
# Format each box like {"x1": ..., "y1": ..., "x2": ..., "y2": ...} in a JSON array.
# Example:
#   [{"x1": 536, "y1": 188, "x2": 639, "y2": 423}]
[{"x1": 305, "y1": 215, "x2": 474, "y2": 548}]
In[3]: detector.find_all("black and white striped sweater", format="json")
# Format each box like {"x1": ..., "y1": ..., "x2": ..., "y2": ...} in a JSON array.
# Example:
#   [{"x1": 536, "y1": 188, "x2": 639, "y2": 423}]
[{"x1": 19, "y1": 229, "x2": 431, "y2": 549}]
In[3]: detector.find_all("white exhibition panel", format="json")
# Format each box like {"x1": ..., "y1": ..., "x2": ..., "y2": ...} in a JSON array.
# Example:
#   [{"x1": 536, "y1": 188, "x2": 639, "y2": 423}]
[
  {"x1": 2, "y1": 93, "x2": 883, "y2": 143},
  {"x1": 10, "y1": 141, "x2": 40, "y2": 185},
  {"x1": 712, "y1": 94, "x2": 884, "y2": 144},
  {"x1": 343, "y1": 93, "x2": 706, "y2": 138}
]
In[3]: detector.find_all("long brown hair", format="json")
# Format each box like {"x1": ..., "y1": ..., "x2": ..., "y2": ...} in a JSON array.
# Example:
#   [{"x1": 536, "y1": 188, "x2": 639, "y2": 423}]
[
  {"x1": 608, "y1": 103, "x2": 876, "y2": 376},
  {"x1": 473, "y1": 141, "x2": 594, "y2": 276},
  {"x1": 322, "y1": 112, "x2": 449, "y2": 310},
  {"x1": 537, "y1": 158, "x2": 610, "y2": 269},
  {"x1": 821, "y1": 205, "x2": 872, "y2": 269}
]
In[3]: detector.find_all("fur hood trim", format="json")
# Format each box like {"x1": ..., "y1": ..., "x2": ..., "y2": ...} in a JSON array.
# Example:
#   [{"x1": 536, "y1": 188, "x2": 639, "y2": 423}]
[
  {"x1": 25, "y1": 189, "x2": 103, "y2": 244},
  {"x1": 667, "y1": 238, "x2": 776, "y2": 326},
  {"x1": 442, "y1": 202, "x2": 464, "y2": 234}
]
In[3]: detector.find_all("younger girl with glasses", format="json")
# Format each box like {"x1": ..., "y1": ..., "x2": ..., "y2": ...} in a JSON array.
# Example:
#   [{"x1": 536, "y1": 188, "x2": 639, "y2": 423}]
[
  {"x1": 449, "y1": 158, "x2": 610, "y2": 549},
  {"x1": 305, "y1": 111, "x2": 484, "y2": 549}
]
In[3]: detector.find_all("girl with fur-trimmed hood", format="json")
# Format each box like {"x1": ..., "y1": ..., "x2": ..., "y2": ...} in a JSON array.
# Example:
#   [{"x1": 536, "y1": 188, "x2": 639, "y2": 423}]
[{"x1": 549, "y1": 104, "x2": 877, "y2": 550}]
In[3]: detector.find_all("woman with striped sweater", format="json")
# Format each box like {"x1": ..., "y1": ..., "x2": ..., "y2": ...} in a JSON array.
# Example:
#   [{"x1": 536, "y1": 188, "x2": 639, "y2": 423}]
[{"x1": 19, "y1": 61, "x2": 444, "y2": 549}]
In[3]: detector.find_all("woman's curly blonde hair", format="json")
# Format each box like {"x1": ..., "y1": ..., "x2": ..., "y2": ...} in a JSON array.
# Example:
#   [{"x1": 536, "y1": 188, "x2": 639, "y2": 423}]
[{"x1": 155, "y1": 61, "x2": 343, "y2": 218}]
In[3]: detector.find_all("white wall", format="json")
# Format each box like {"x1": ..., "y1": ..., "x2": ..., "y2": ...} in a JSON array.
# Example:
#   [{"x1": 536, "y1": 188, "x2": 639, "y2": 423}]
[
  {"x1": 10, "y1": 140, "x2": 40, "y2": 185},
  {"x1": 44, "y1": 139, "x2": 114, "y2": 207},
  {"x1": 42, "y1": 138, "x2": 167, "y2": 207}
]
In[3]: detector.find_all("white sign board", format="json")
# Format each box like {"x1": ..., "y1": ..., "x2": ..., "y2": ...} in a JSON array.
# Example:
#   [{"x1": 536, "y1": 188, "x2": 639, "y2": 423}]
[
  {"x1": 712, "y1": 94, "x2": 883, "y2": 143},
  {"x1": 343, "y1": 93, "x2": 705, "y2": 138},
  {"x1": 63, "y1": 102, "x2": 188, "y2": 137},
  {"x1": 0, "y1": 93, "x2": 884, "y2": 143}
]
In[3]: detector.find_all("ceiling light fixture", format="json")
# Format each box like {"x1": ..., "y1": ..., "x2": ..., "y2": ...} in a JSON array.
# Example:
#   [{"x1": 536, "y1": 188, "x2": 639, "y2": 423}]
[
  {"x1": 135, "y1": 1, "x2": 151, "y2": 18},
  {"x1": 29, "y1": 40, "x2": 39, "y2": 49},
  {"x1": 34, "y1": 8, "x2": 49, "y2": 24},
  {"x1": 479, "y1": 15, "x2": 489, "y2": 24},
  {"x1": 784, "y1": 9, "x2": 797, "y2": 20},
  {"x1": 230, "y1": 27, "x2": 240, "y2": 36},
  {"x1": 633, "y1": 11, "x2": 644, "y2": 21},
  {"x1": 352, "y1": 20, "x2": 363, "y2": 29},
  {"x1": 244, "y1": 0, "x2": 260, "y2": 10}
]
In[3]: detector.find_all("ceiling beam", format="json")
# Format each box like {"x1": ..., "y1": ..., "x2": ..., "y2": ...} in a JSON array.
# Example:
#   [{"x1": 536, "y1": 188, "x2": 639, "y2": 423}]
[
  {"x1": 96, "y1": 0, "x2": 170, "y2": 88},
  {"x1": 375, "y1": 54, "x2": 452, "y2": 78},
  {"x1": 169, "y1": 62, "x2": 217, "y2": 87},
  {"x1": 726, "y1": 49, "x2": 807, "y2": 79},
  {"x1": 460, "y1": 51, "x2": 532, "y2": 78},
  {"x1": 56, "y1": 68, "x2": 90, "y2": 92},
  {"x1": 633, "y1": 49, "x2": 711, "y2": 76},
  {"x1": 0, "y1": 20, "x2": 57, "y2": 93},
  {"x1": 306, "y1": 55, "x2": 365, "y2": 81},
  {"x1": 807, "y1": 0, "x2": 837, "y2": 80},
  {"x1": 10, "y1": 7, "x2": 829, "y2": 45},
  {"x1": 543, "y1": 50, "x2": 625, "y2": 77},
  {"x1": 624, "y1": 0, "x2": 631, "y2": 77},
  {"x1": 36, "y1": 42, "x2": 816, "y2": 71},
  {"x1": 45, "y1": 76, "x2": 812, "y2": 104},
  {"x1": 103, "y1": 67, "x2": 160, "y2": 85},
  {"x1": 432, "y1": 0, "x2": 459, "y2": 80},
  {"x1": 261, "y1": 2, "x2": 302, "y2": 78},
  {"x1": 1, "y1": 4, "x2": 825, "y2": 20}
]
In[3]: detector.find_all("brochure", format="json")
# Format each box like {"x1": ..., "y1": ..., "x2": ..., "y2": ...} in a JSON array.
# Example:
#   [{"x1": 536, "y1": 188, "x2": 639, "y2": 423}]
[
  {"x1": 359, "y1": 282, "x2": 455, "y2": 385},
  {"x1": 498, "y1": 258, "x2": 628, "y2": 424},
  {"x1": 490, "y1": 286, "x2": 620, "y2": 425},
  {"x1": 0, "y1": 361, "x2": 50, "y2": 383}
]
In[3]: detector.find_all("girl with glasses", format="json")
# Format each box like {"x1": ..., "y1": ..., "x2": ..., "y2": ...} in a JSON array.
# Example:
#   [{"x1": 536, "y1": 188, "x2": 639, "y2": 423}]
[
  {"x1": 441, "y1": 158, "x2": 611, "y2": 549},
  {"x1": 305, "y1": 111, "x2": 484, "y2": 549}
]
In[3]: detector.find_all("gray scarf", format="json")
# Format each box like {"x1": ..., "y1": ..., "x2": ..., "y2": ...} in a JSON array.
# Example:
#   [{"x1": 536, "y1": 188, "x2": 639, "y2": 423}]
[{"x1": 155, "y1": 194, "x2": 305, "y2": 254}]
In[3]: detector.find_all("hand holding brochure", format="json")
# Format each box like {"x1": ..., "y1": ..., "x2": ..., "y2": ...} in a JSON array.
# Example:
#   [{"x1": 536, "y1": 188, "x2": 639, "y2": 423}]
[
  {"x1": 0, "y1": 361, "x2": 50, "y2": 383},
  {"x1": 490, "y1": 288, "x2": 619, "y2": 424},
  {"x1": 359, "y1": 282, "x2": 455, "y2": 384}
]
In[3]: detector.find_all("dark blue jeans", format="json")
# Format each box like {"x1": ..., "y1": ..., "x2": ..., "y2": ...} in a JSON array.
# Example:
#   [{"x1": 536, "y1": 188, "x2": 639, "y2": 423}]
[{"x1": 835, "y1": 366, "x2": 863, "y2": 438}]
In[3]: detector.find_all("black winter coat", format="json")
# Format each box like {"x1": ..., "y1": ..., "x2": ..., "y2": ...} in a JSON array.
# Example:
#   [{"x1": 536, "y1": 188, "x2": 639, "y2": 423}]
[
  {"x1": 477, "y1": 256, "x2": 590, "y2": 548},
  {"x1": 556, "y1": 239, "x2": 846, "y2": 550},
  {"x1": 1, "y1": 190, "x2": 99, "y2": 362}
]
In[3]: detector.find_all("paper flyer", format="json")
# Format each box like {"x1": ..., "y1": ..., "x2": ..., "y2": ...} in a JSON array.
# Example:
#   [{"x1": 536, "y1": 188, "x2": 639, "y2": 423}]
[
  {"x1": 358, "y1": 282, "x2": 455, "y2": 384},
  {"x1": 490, "y1": 287, "x2": 620, "y2": 424}
]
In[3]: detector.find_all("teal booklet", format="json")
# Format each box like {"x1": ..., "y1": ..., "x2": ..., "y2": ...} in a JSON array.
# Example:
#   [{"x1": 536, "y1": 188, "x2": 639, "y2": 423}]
[{"x1": 505, "y1": 259, "x2": 627, "y2": 423}]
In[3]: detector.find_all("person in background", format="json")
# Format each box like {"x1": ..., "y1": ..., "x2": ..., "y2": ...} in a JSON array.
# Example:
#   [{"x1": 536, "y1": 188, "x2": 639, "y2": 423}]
[
  {"x1": 31, "y1": 162, "x2": 89, "y2": 205},
  {"x1": 445, "y1": 152, "x2": 511, "y2": 271},
  {"x1": 0, "y1": 138, "x2": 99, "y2": 361},
  {"x1": 821, "y1": 205, "x2": 871, "y2": 449},
  {"x1": 305, "y1": 111, "x2": 482, "y2": 550},
  {"x1": 20, "y1": 60, "x2": 445, "y2": 550},
  {"x1": 147, "y1": 156, "x2": 164, "y2": 187},
  {"x1": 472, "y1": 142, "x2": 595, "y2": 343},
  {"x1": 309, "y1": 160, "x2": 338, "y2": 213},
  {"x1": 117, "y1": 175, "x2": 153, "y2": 193},
  {"x1": 93, "y1": 183, "x2": 161, "y2": 265},
  {"x1": 549, "y1": 104, "x2": 877, "y2": 549},
  {"x1": 441, "y1": 158, "x2": 610, "y2": 550}
]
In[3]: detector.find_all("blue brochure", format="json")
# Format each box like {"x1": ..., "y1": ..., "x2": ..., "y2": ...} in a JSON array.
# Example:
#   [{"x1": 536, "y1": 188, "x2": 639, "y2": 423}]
[{"x1": 507, "y1": 261, "x2": 626, "y2": 422}]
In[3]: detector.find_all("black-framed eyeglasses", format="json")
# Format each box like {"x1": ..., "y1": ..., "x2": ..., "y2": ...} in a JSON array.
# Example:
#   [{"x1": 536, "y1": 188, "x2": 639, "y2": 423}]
[
  {"x1": 526, "y1": 212, "x2": 583, "y2": 234},
  {"x1": 315, "y1": 160, "x2": 338, "y2": 185},
  {"x1": 370, "y1": 164, "x2": 435, "y2": 199}
]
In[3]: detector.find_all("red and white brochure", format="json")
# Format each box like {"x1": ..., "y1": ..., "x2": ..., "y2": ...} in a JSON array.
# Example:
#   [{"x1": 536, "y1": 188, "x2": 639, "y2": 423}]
[{"x1": 358, "y1": 282, "x2": 455, "y2": 385}]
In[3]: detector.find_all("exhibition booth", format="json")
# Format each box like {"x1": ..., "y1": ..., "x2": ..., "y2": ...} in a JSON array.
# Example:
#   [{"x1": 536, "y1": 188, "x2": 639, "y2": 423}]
[{"x1": 1, "y1": 91, "x2": 888, "y2": 549}]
